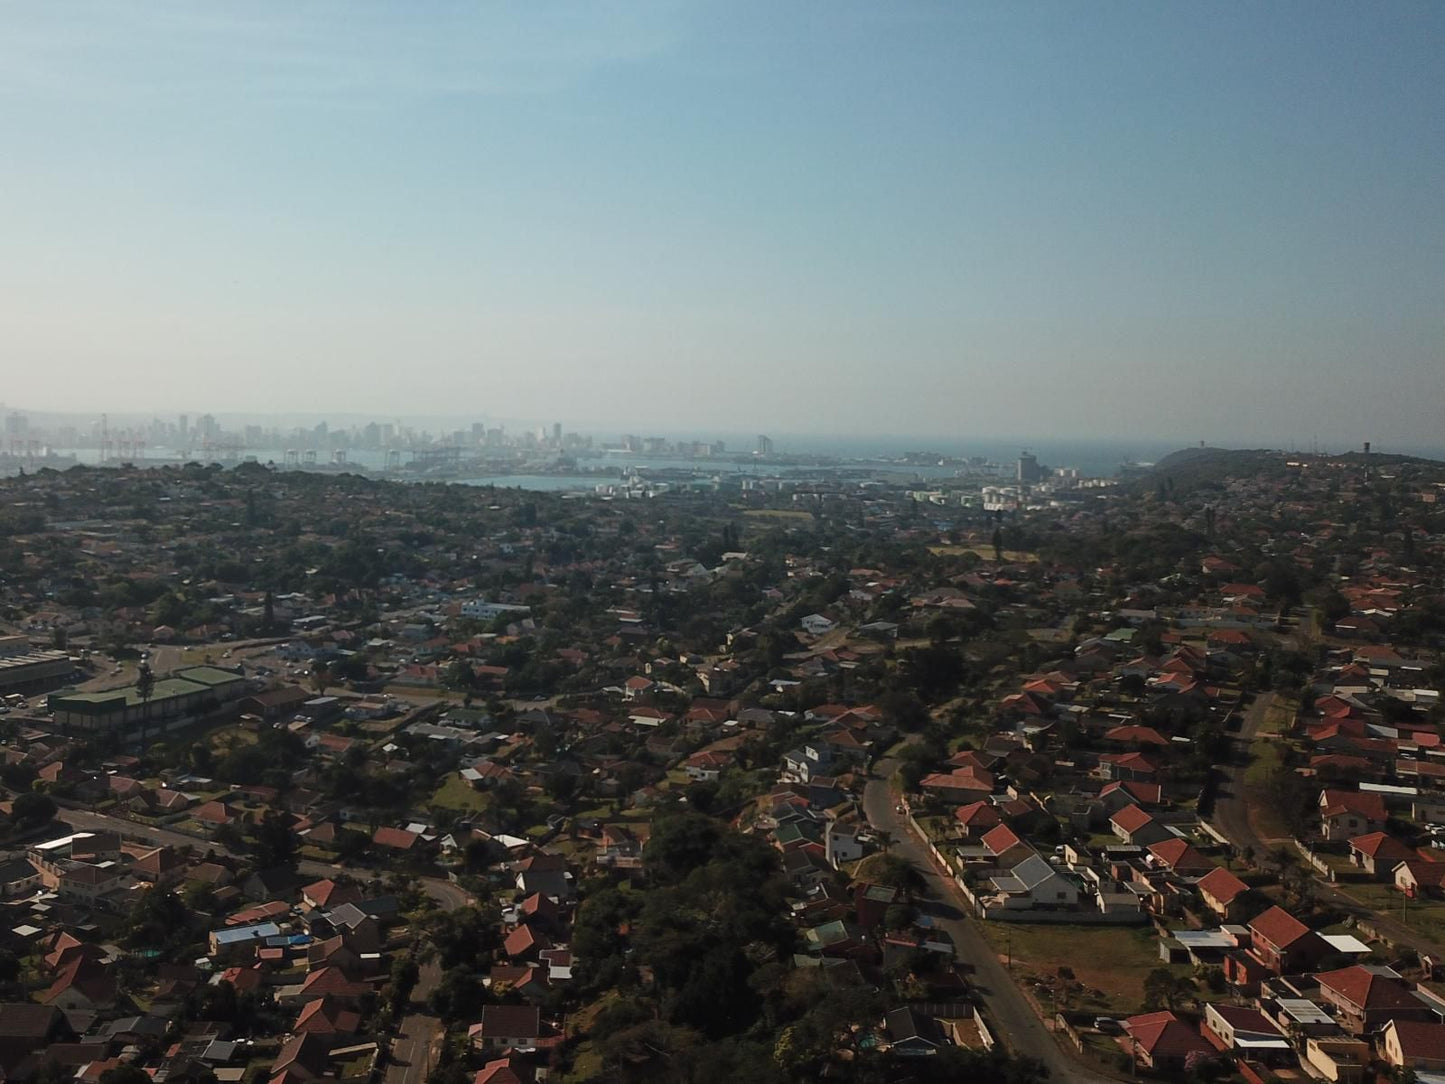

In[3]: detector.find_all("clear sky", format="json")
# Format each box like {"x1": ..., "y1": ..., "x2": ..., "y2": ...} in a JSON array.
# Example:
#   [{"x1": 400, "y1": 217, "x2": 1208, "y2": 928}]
[{"x1": 2, "y1": 2, "x2": 1442, "y2": 445}]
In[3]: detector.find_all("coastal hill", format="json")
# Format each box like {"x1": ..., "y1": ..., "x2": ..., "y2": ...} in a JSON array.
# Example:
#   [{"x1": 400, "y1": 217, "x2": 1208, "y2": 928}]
[{"x1": 1143, "y1": 445, "x2": 1445, "y2": 494}]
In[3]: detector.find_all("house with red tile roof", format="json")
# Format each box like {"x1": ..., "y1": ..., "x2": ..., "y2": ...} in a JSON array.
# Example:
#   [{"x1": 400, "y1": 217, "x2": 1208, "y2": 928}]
[
  {"x1": 301, "y1": 879, "x2": 362, "y2": 912},
  {"x1": 372, "y1": 826, "x2": 421, "y2": 851},
  {"x1": 952, "y1": 801, "x2": 1001, "y2": 837},
  {"x1": 1245, "y1": 906, "x2": 1329, "y2": 976},
  {"x1": 1319, "y1": 789, "x2": 1387, "y2": 840},
  {"x1": 1314, "y1": 965, "x2": 1436, "y2": 1034},
  {"x1": 473, "y1": 1058, "x2": 527, "y2": 1084},
  {"x1": 1395, "y1": 857, "x2": 1445, "y2": 898},
  {"x1": 1146, "y1": 838, "x2": 1213, "y2": 875},
  {"x1": 293, "y1": 996, "x2": 361, "y2": 1038},
  {"x1": 1119, "y1": 1011, "x2": 1215, "y2": 1074},
  {"x1": 918, "y1": 768, "x2": 993, "y2": 803},
  {"x1": 979, "y1": 823, "x2": 1029, "y2": 864},
  {"x1": 1348, "y1": 832, "x2": 1416, "y2": 879},
  {"x1": 1110, "y1": 804, "x2": 1171, "y2": 847},
  {"x1": 1195, "y1": 866, "x2": 1251, "y2": 922}
]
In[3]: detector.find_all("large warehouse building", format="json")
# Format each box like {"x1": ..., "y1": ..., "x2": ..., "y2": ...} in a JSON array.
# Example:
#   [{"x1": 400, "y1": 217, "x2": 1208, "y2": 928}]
[
  {"x1": 48, "y1": 666, "x2": 248, "y2": 736},
  {"x1": 0, "y1": 650, "x2": 77, "y2": 693}
]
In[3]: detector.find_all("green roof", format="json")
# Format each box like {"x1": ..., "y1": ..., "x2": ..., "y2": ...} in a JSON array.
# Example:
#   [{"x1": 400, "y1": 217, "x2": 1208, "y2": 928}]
[
  {"x1": 54, "y1": 676, "x2": 209, "y2": 708},
  {"x1": 173, "y1": 665, "x2": 245, "y2": 687}
]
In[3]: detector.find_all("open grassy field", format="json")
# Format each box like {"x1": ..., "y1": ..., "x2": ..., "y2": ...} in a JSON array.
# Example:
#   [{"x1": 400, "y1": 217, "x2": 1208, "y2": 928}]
[
  {"x1": 1260, "y1": 697, "x2": 1298, "y2": 736},
  {"x1": 926, "y1": 545, "x2": 1039, "y2": 562},
  {"x1": 742, "y1": 508, "x2": 815, "y2": 522},
  {"x1": 1244, "y1": 737, "x2": 1284, "y2": 786},
  {"x1": 428, "y1": 772, "x2": 491, "y2": 813},
  {"x1": 976, "y1": 922, "x2": 1172, "y2": 1015}
]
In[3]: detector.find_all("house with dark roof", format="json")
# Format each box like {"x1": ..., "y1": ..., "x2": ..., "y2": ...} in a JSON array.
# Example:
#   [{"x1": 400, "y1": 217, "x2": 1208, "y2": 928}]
[
  {"x1": 1381, "y1": 1018, "x2": 1445, "y2": 1074},
  {"x1": 468, "y1": 1005, "x2": 540, "y2": 1051},
  {"x1": 1202, "y1": 1003, "x2": 1291, "y2": 1065},
  {"x1": 884, "y1": 1007, "x2": 941, "y2": 1056}
]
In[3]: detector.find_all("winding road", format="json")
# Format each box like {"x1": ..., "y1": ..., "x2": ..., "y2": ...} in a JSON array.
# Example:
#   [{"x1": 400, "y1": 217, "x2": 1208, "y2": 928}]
[{"x1": 864, "y1": 757, "x2": 1119, "y2": 1084}]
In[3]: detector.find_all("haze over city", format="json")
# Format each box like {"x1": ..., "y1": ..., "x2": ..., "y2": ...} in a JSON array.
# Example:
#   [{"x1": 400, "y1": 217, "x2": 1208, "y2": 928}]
[{"x1": 2, "y1": 3, "x2": 1443, "y2": 445}]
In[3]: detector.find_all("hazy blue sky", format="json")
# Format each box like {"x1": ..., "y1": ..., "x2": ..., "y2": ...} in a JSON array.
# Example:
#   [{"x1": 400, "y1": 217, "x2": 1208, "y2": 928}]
[{"x1": 2, "y1": 2, "x2": 1442, "y2": 444}]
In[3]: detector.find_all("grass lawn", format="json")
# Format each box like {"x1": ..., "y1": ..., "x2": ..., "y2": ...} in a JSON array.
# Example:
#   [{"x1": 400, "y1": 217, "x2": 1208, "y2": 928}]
[
  {"x1": 927, "y1": 545, "x2": 1039, "y2": 562},
  {"x1": 1244, "y1": 738, "x2": 1284, "y2": 786},
  {"x1": 742, "y1": 508, "x2": 815, "y2": 521},
  {"x1": 428, "y1": 773, "x2": 491, "y2": 813},
  {"x1": 1260, "y1": 697, "x2": 1298, "y2": 736},
  {"x1": 1348, "y1": 883, "x2": 1445, "y2": 944},
  {"x1": 976, "y1": 922, "x2": 1184, "y2": 1015}
]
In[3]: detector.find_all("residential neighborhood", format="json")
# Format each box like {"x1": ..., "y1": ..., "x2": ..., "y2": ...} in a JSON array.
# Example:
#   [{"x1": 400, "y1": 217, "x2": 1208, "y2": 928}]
[{"x1": 0, "y1": 444, "x2": 1440, "y2": 1081}]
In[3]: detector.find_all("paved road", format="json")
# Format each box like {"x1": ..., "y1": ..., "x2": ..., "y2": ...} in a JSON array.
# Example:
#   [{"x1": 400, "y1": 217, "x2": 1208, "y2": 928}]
[
  {"x1": 385, "y1": 1011, "x2": 442, "y2": 1084},
  {"x1": 864, "y1": 759, "x2": 1118, "y2": 1084},
  {"x1": 56, "y1": 806, "x2": 473, "y2": 912}
]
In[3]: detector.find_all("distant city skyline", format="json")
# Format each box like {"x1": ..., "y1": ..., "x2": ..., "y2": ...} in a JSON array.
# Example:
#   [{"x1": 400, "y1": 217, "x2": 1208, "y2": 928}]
[
  {"x1": 2, "y1": 3, "x2": 1442, "y2": 443},
  {"x1": 4, "y1": 402, "x2": 1424, "y2": 469}
]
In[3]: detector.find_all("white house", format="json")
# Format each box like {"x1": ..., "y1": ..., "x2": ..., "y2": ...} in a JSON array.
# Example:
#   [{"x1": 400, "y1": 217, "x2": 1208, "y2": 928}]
[
  {"x1": 460, "y1": 600, "x2": 532, "y2": 621},
  {"x1": 783, "y1": 743, "x2": 834, "y2": 784},
  {"x1": 825, "y1": 822, "x2": 866, "y2": 868},
  {"x1": 800, "y1": 613, "x2": 836, "y2": 636},
  {"x1": 986, "y1": 854, "x2": 1080, "y2": 911}
]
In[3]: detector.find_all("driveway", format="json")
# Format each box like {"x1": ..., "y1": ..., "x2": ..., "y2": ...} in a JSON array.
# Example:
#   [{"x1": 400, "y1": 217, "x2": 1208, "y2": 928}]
[{"x1": 864, "y1": 759, "x2": 1119, "y2": 1084}]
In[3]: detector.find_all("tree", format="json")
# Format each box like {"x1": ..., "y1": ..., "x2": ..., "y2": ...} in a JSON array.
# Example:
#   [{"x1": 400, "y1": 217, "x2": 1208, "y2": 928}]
[
  {"x1": 11, "y1": 791, "x2": 55, "y2": 829},
  {"x1": 135, "y1": 661, "x2": 156, "y2": 748},
  {"x1": 125, "y1": 888, "x2": 191, "y2": 950},
  {"x1": 310, "y1": 659, "x2": 332, "y2": 696},
  {"x1": 100, "y1": 1066, "x2": 155, "y2": 1084},
  {"x1": 251, "y1": 809, "x2": 299, "y2": 869},
  {"x1": 1143, "y1": 967, "x2": 1193, "y2": 1010},
  {"x1": 388, "y1": 955, "x2": 419, "y2": 1018}
]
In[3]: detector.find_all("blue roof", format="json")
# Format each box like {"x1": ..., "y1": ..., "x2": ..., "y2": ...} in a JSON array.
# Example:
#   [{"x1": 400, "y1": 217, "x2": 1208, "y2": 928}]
[{"x1": 211, "y1": 922, "x2": 281, "y2": 945}]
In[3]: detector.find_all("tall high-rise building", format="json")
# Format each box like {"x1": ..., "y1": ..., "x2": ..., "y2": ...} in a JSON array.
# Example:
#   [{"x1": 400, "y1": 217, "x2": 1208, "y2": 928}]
[
  {"x1": 1017, "y1": 451, "x2": 1042, "y2": 484},
  {"x1": 756, "y1": 434, "x2": 774, "y2": 456},
  {"x1": 177, "y1": 414, "x2": 189, "y2": 442}
]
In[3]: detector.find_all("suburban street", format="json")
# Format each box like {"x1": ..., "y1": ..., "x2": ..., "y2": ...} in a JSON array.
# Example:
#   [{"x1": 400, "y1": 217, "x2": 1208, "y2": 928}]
[
  {"x1": 1209, "y1": 693, "x2": 1445, "y2": 961},
  {"x1": 863, "y1": 757, "x2": 1118, "y2": 1084},
  {"x1": 386, "y1": 1011, "x2": 441, "y2": 1084},
  {"x1": 1209, "y1": 692, "x2": 1285, "y2": 858}
]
